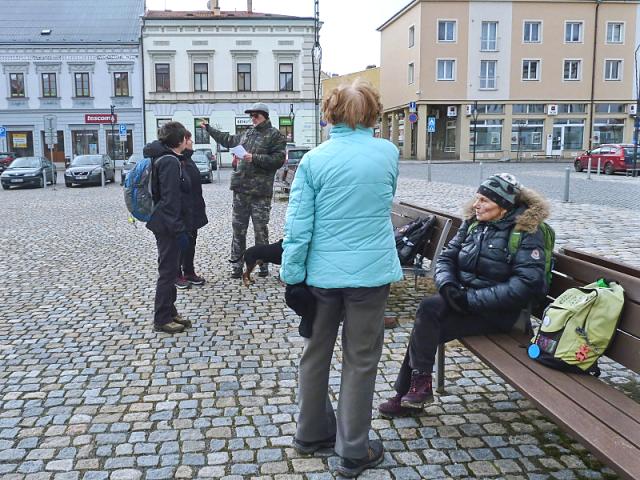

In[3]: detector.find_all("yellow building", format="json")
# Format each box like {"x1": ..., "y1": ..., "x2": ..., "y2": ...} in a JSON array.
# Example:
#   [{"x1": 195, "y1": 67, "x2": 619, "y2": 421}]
[{"x1": 378, "y1": 0, "x2": 640, "y2": 161}]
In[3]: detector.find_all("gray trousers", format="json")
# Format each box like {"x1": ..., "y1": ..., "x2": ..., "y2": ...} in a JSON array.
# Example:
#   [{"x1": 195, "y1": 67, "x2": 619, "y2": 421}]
[{"x1": 296, "y1": 284, "x2": 390, "y2": 459}]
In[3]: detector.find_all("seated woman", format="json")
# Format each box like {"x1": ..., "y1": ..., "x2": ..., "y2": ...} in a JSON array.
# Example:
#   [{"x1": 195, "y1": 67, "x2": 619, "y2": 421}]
[{"x1": 379, "y1": 173, "x2": 550, "y2": 418}]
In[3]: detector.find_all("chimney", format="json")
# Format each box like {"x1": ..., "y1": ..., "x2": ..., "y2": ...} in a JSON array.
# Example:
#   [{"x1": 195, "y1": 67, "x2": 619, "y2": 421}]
[
  {"x1": 247, "y1": 0, "x2": 252, "y2": 13},
  {"x1": 210, "y1": 0, "x2": 220, "y2": 15}
]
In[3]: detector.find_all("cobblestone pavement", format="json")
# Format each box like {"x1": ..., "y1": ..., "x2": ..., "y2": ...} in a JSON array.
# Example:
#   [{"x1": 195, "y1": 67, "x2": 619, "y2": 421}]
[{"x1": 0, "y1": 169, "x2": 636, "y2": 479}]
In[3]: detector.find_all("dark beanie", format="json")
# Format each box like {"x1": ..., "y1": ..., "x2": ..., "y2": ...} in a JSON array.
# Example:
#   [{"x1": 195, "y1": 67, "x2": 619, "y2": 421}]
[{"x1": 477, "y1": 173, "x2": 521, "y2": 210}]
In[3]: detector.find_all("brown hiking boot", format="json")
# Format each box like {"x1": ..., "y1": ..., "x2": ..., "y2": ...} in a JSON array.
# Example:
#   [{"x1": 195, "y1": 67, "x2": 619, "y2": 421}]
[
  {"x1": 172, "y1": 314, "x2": 192, "y2": 328},
  {"x1": 335, "y1": 439, "x2": 384, "y2": 478},
  {"x1": 400, "y1": 370, "x2": 434, "y2": 408},
  {"x1": 153, "y1": 321, "x2": 185, "y2": 334}
]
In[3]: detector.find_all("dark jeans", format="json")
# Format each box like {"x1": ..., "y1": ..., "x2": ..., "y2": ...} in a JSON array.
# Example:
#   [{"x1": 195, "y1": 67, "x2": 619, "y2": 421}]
[
  {"x1": 394, "y1": 294, "x2": 517, "y2": 395},
  {"x1": 154, "y1": 233, "x2": 179, "y2": 326},
  {"x1": 178, "y1": 230, "x2": 198, "y2": 276}
]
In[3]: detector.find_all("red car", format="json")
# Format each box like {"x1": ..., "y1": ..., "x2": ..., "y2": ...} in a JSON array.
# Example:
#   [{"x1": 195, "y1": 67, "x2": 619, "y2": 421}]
[
  {"x1": 574, "y1": 143, "x2": 638, "y2": 175},
  {"x1": 0, "y1": 152, "x2": 16, "y2": 173}
]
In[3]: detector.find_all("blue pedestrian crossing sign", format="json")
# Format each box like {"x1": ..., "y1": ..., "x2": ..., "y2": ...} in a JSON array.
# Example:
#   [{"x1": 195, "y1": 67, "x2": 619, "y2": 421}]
[
  {"x1": 0, "y1": 126, "x2": 5, "y2": 138},
  {"x1": 427, "y1": 116, "x2": 436, "y2": 133}
]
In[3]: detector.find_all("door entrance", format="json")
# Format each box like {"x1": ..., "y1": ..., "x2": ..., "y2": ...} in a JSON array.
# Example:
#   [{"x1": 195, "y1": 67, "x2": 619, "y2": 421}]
[
  {"x1": 445, "y1": 120, "x2": 456, "y2": 153},
  {"x1": 552, "y1": 126, "x2": 563, "y2": 156}
]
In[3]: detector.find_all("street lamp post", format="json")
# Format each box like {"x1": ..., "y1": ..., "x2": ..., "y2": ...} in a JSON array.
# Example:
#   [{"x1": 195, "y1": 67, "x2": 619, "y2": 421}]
[
  {"x1": 289, "y1": 103, "x2": 295, "y2": 144},
  {"x1": 633, "y1": 45, "x2": 640, "y2": 177},
  {"x1": 471, "y1": 100, "x2": 479, "y2": 163},
  {"x1": 110, "y1": 104, "x2": 116, "y2": 160}
]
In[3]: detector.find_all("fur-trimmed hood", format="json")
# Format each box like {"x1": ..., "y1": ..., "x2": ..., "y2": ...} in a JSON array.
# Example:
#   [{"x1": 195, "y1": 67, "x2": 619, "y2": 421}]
[{"x1": 462, "y1": 186, "x2": 550, "y2": 233}]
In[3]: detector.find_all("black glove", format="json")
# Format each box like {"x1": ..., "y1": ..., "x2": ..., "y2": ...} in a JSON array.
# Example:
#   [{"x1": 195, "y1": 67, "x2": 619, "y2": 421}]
[
  {"x1": 440, "y1": 284, "x2": 469, "y2": 314},
  {"x1": 285, "y1": 283, "x2": 316, "y2": 338},
  {"x1": 177, "y1": 232, "x2": 191, "y2": 252}
]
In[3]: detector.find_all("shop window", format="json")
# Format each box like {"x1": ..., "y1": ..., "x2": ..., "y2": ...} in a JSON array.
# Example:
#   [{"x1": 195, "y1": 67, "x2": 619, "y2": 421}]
[
  {"x1": 470, "y1": 120, "x2": 503, "y2": 151},
  {"x1": 194, "y1": 118, "x2": 210, "y2": 144},
  {"x1": 511, "y1": 120, "x2": 543, "y2": 151},
  {"x1": 279, "y1": 117, "x2": 294, "y2": 143},
  {"x1": 106, "y1": 130, "x2": 133, "y2": 160},
  {"x1": 72, "y1": 130, "x2": 99, "y2": 156},
  {"x1": 8, "y1": 131, "x2": 34, "y2": 156}
]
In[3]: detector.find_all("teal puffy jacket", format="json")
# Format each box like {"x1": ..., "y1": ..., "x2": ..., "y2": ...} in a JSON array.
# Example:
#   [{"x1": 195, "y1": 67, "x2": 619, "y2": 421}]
[{"x1": 280, "y1": 124, "x2": 403, "y2": 288}]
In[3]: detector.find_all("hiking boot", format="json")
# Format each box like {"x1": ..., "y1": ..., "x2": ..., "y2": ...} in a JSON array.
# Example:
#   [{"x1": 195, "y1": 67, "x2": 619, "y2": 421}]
[
  {"x1": 153, "y1": 321, "x2": 185, "y2": 334},
  {"x1": 400, "y1": 370, "x2": 434, "y2": 408},
  {"x1": 258, "y1": 265, "x2": 269, "y2": 277},
  {"x1": 175, "y1": 276, "x2": 191, "y2": 289},
  {"x1": 335, "y1": 439, "x2": 384, "y2": 478},
  {"x1": 378, "y1": 393, "x2": 422, "y2": 418},
  {"x1": 172, "y1": 314, "x2": 192, "y2": 328},
  {"x1": 230, "y1": 267, "x2": 243, "y2": 279},
  {"x1": 384, "y1": 316, "x2": 398, "y2": 329},
  {"x1": 292, "y1": 435, "x2": 336, "y2": 455},
  {"x1": 184, "y1": 273, "x2": 205, "y2": 286}
]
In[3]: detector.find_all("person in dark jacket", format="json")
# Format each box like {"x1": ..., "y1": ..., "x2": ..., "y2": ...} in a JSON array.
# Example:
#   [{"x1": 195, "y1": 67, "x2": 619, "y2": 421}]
[
  {"x1": 200, "y1": 103, "x2": 286, "y2": 278},
  {"x1": 379, "y1": 173, "x2": 550, "y2": 418},
  {"x1": 175, "y1": 131, "x2": 209, "y2": 290},
  {"x1": 144, "y1": 121, "x2": 192, "y2": 334}
]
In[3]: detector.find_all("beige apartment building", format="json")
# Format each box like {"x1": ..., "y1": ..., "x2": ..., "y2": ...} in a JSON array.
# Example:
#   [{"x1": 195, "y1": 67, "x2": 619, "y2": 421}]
[{"x1": 378, "y1": 0, "x2": 640, "y2": 161}]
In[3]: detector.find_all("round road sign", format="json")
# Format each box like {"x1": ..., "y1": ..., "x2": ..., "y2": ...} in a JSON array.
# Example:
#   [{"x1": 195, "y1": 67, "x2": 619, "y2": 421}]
[{"x1": 408, "y1": 112, "x2": 419, "y2": 124}]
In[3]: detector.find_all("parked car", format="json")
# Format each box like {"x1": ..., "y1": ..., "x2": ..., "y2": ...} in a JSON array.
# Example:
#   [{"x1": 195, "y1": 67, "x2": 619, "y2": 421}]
[
  {"x1": 275, "y1": 146, "x2": 311, "y2": 189},
  {"x1": 285, "y1": 146, "x2": 311, "y2": 168},
  {"x1": 0, "y1": 152, "x2": 17, "y2": 173},
  {"x1": 64, "y1": 154, "x2": 115, "y2": 187},
  {"x1": 574, "y1": 143, "x2": 637, "y2": 175},
  {"x1": 121, "y1": 153, "x2": 143, "y2": 185},
  {"x1": 195, "y1": 148, "x2": 217, "y2": 170},
  {"x1": 1, "y1": 156, "x2": 56, "y2": 189},
  {"x1": 192, "y1": 152, "x2": 213, "y2": 183}
]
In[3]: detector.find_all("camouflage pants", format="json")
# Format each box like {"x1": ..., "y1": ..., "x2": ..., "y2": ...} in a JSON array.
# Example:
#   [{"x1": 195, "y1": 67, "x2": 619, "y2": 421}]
[{"x1": 230, "y1": 192, "x2": 271, "y2": 267}]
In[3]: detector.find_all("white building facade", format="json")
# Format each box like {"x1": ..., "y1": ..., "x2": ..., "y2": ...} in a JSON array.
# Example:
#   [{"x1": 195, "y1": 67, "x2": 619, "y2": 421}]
[
  {"x1": 0, "y1": 0, "x2": 145, "y2": 165},
  {"x1": 143, "y1": 8, "x2": 317, "y2": 164}
]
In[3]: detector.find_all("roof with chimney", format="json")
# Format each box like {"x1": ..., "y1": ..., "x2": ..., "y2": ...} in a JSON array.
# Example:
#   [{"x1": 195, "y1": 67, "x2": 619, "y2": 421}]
[
  {"x1": 144, "y1": 10, "x2": 313, "y2": 21},
  {"x1": 0, "y1": 0, "x2": 144, "y2": 44}
]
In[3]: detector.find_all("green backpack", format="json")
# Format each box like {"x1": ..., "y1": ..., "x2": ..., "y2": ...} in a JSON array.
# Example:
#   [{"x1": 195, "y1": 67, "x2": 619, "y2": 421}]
[
  {"x1": 468, "y1": 221, "x2": 556, "y2": 294},
  {"x1": 528, "y1": 280, "x2": 625, "y2": 375}
]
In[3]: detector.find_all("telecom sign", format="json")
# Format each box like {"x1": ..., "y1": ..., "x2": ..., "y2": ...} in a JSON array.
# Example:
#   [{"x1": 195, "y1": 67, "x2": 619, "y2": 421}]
[
  {"x1": 408, "y1": 112, "x2": 418, "y2": 124},
  {"x1": 427, "y1": 116, "x2": 436, "y2": 133},
  {"x1": 409, "y1": 101, "x2": 417, "y2": 113},
  {"x1": 119, "y1": 123, "x2": 127, "y2": 142},
  {"x1": 0, "y1": 126, "x2": 6, "y2": 138}
]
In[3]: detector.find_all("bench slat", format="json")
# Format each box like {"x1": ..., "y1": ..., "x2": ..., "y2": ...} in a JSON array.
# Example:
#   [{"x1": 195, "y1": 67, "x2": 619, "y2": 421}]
[
  {"x1": 562, "y1": 247, "x2": 640, "y2": 278},
  {"x1": 606, "y1": 330, "x2": 640, "y2": 373},
  {"x1": 461, "y1": 335, "x2": 640, "y2": 480}
]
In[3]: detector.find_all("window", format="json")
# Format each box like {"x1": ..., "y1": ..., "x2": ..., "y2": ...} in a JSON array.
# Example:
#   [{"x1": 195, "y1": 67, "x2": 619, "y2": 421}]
[
  {"x1": 606, "y1": 22, "x2": 623, "y2": 43},
  {"x1": 408, "y1": 25, "x2": 415, "y2": 47},
  {"x1": 470, "y1": 119, "x2": 503, "y2": 151},
  {"x1": 512, "y1": 120, "x2": 544, "y2": 151},
  {"x1": 408, "y1": 63, "x2": 414, "y2": 84},
  {"x1": 480, "y1": 60, "x2": 497, "y2": 89},
  {"x1": 9, "y1": 73, "x2": 25, "y2": 97},
  {"x1": 605, "y1": 60, "x2": 622, "y2": 81},
  {"x1": 279, "y1": 63, "x2": 293, "y2": 91},
  {"x1": 563, "y1": 60, "x2": 581, "y2": 80},
  {"x1": 71, "y1": 130, "x2": 99, "y2": 156},
  {"x1": 475, "y1": 104, "x2": 505, "y2": 114},
  {"x1": 237, "y1": 63, "x2": 251, "y2": 91},
  {"x1": 279, "y1": 117, "x2": 294, "y2": 143},
  {"x1": 559, "y1": 103, "x2": 586, "y2": 114},
  {"x1": 193, "y1": 63, "x2": 208, "y2": 92},
  {"x1": 74, "y1": 72, "x2": 90, "y2": 97},
  {"x1": 593, "y1": 118, "x2": 624, "y2": 145},
  {"x1": 155, "y1": 64, "x2": 170, "y2": 92},
  {"x1": 595, "y1": 103, "x2": 625, "y2": 113},
  {"x1": 41, "y1": 73, "x2": 57, "y2": 97},
  {"x1": 565, "y1": 22, "x2": 583, "y2": 42},
  {"x1": 194, "y1": 118, "x2": 209, "y2": 144},
  {"x1": 437, "y1": 59, "x2": 455, "y2": 80},
  {"x1": 523, "y1": 21, "x2": 541, "y2": 43},
  {"x1": 114, "y1": 72, "x2": 129, "y2": 97},
  {"x1": 522, "y1": 60, "x2": 540, "y2": 81},
  {"x1": 438, "y1": 20, "x2": 456, "y2": 42},
  {"x1": 513, "y1": 104, "x2": 545, "y2": 114},
  {"x1": 156, "y1": 118, "x2": 171, "y2": 134},
  {"x1": 481, "y1": 21, "x2": 498, "y2": 51}
]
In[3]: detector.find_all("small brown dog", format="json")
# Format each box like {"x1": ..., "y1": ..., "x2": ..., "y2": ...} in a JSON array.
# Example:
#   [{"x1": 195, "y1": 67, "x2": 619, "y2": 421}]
[{"x1": 242, "y1": 239, "x2": 283, "y2": 286}]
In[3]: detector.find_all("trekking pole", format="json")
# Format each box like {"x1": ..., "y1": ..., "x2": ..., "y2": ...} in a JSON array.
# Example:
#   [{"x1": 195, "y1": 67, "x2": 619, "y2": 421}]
[{"x1": 563, "y1": 166, "x2": 571, "y2": 203}]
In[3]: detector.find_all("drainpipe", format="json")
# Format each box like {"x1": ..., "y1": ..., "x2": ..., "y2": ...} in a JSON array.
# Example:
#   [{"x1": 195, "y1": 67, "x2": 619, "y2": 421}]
[
  {"x1": 587, "y1": 0, "x2": 601, "y2": 151},
  {"x1": 140, "y1": 16, "x2": 147, "y2": 144}
]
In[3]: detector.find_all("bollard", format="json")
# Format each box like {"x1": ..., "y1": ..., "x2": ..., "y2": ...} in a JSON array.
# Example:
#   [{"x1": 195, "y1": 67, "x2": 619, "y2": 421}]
[
  {"x1": 101, "y1": 168, "x2": 105, "y2": 187},
  {"x1": 597, "y1": 158, "x2": 601, "y2": 176},
  {"x1": 479, "y1": 162, "x2": 484, "y2": 183},
  {"x1": 587, "y1": 157, "x2": 592, "y2": 180},
  {"x1": 563, "y1": 166, "x2": 571, "y2": 203},
  {"x1": 42, "y1": 169, "x2": 46, "y2": 189},
  {"x1": 427, "y1": 160, "x2": 432, "y2": 182}
]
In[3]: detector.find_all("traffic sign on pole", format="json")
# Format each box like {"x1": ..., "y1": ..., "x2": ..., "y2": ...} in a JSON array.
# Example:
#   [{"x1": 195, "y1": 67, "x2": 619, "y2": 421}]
[
  {"x1": 119, "y1": 123, "x2": 127, "y2": 142},
  {"x1": 427, "y1": 116, "x2": 436, "y2": 133},
  {"x1": 408, "y1": 112, "x2": 419, "y2": 124},
  {"x1": 0, "y1": 126, "x2": 6, "y2": 138},
  {"x1": 409, "y1": 101, "x2": 417, "y2": 113}
]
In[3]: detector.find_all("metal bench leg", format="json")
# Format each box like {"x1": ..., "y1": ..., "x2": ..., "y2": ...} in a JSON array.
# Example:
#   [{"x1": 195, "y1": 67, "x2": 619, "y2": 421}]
[{"x1": 436, "y1": 343, "x2": 445, "y2": 393}]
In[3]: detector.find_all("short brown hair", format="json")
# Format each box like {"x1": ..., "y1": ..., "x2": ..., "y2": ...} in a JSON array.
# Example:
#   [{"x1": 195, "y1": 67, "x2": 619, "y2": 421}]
[
  {"x1": 322, "y1": 79, "x2": 382, "y2": 129},
  {"x1": 158, "y1": 121, "x2": 187, "y2": 148}
]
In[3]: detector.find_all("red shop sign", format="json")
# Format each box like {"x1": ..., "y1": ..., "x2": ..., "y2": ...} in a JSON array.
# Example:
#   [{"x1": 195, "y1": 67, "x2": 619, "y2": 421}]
[{"x1": 85, "y1": 113, "x2": 117, "y2": 124}]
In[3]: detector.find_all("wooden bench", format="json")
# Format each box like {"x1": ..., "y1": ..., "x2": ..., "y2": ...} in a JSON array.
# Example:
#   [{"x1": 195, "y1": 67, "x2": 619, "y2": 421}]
[
  {"x1": 396, "y1": 202, "x2": 640, "y2": 478},
  {"x1": 390, "y1": 202, "x2": 452, "y2": 287}
]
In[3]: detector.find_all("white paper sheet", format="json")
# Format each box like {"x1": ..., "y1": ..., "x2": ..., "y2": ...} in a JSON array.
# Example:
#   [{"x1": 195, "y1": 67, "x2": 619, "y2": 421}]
[{"x1": 230, "y1": 145, "x2": 248, "y2": 158}]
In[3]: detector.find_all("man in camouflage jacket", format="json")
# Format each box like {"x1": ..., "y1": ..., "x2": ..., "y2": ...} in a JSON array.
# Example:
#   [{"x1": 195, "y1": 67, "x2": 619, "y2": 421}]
[{"x1": 201, "y1": 102, "x2": 286, "y2": 278}]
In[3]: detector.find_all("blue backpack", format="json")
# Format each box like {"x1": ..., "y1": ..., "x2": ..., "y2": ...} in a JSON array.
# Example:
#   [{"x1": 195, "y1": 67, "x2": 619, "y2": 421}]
[{"x1": 124, "y1": 158, "x2": 155, "y2": 222}]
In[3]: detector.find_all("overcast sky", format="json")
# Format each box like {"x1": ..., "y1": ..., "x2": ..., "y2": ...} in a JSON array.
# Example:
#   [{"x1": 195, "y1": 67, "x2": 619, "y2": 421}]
[{"x1": 145, "y1": 0, "x2": 410, "y2": 74}]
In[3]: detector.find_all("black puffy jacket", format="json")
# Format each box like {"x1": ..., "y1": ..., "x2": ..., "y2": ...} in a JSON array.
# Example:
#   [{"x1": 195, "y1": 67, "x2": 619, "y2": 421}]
[
  {"x1": 143, "y1": 140, "x2": 192, "y2": 237},
  {"x1": 435, "y1": 188, "x2": 550, "y2": 320},
  {"x1": 179, "y1": 149, "x2": 208, "y2": 232}
]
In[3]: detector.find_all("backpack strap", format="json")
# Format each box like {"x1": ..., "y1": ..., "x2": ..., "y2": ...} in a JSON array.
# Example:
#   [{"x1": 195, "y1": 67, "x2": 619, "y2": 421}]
[{"x1": 508, "y1": 230, "x2": 523, "y2": 256}]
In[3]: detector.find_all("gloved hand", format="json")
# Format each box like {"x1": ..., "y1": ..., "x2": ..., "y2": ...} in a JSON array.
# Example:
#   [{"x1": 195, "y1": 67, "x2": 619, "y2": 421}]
[
  {"x1": 440, "y1": 284, "x2": 469, "y2": 314},
  {"x1": 177, "y1": 232, "x2": 191, "y2": 252}
]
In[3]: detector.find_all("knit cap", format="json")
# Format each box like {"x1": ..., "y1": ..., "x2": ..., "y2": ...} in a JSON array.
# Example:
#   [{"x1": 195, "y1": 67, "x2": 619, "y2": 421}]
[{"x1": 477, "y1": 173, "x2": 521, "y2": 209}]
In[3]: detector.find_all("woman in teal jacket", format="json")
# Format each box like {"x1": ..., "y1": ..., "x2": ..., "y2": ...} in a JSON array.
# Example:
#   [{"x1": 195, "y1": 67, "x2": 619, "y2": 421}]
[{"x1": 280, "y1": 80, "x2": 402, "y2": 478}]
